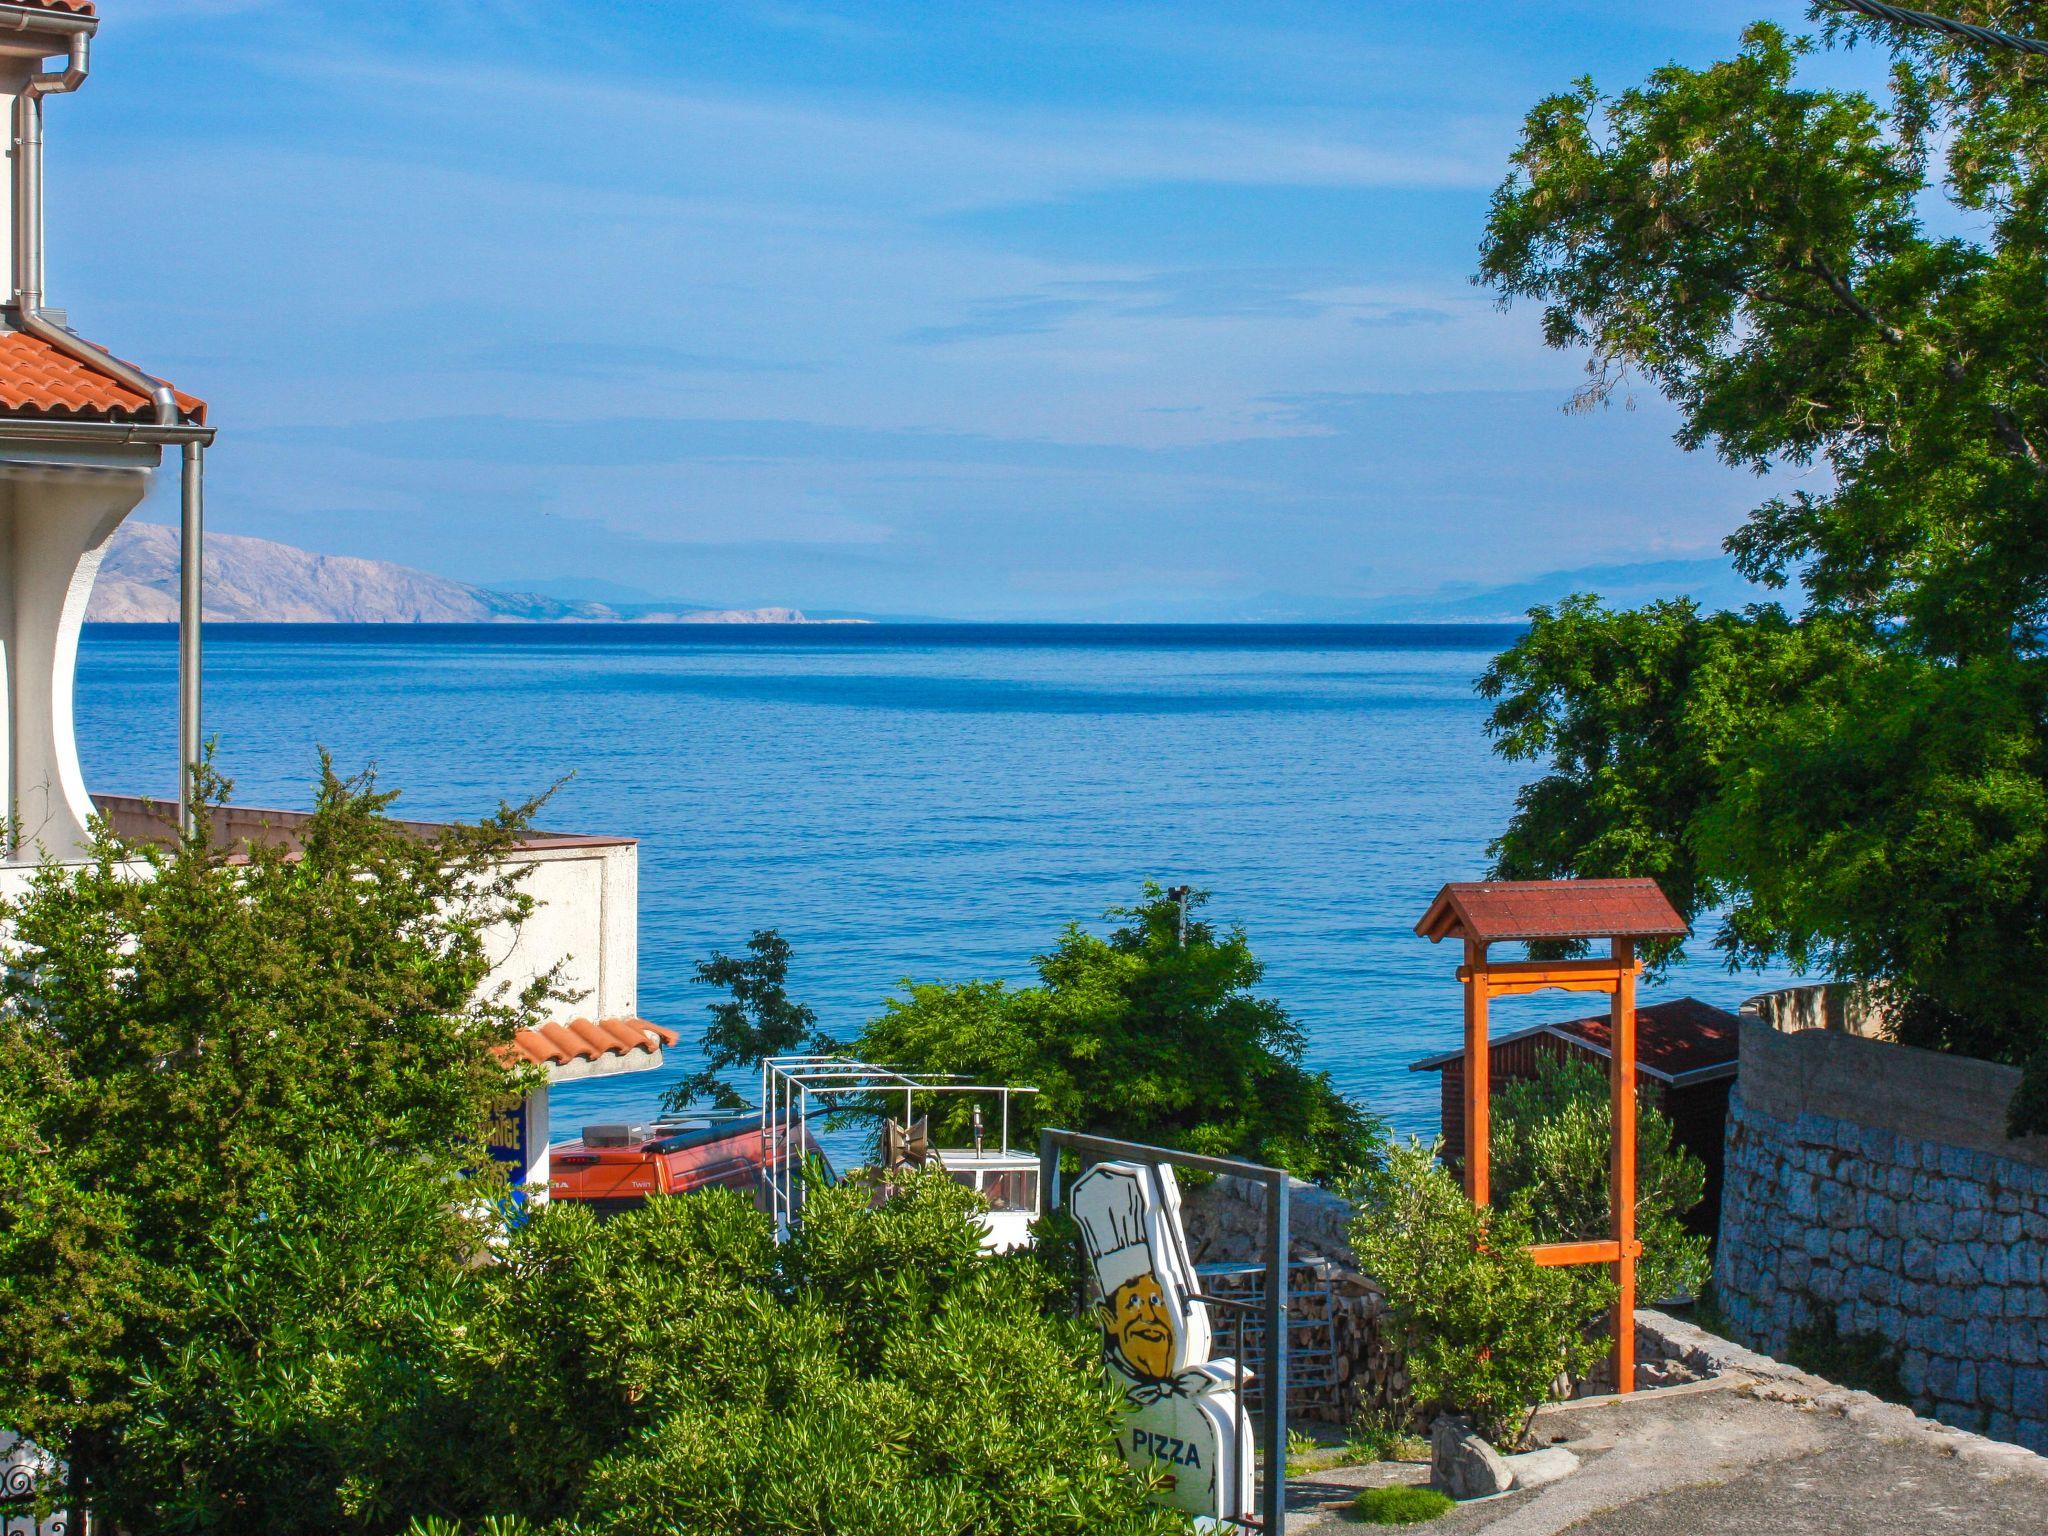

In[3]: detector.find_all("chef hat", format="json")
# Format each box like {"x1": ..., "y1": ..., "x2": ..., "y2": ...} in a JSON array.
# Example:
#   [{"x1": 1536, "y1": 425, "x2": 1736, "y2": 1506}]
[{"x1": 1072, "y1": 1162, "x2": 1157, "y2": 1297}]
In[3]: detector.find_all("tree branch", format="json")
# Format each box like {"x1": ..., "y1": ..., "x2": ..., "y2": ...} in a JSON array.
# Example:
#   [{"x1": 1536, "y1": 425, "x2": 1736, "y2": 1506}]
[{"x1": 1807, "y1": 253, "x2": 2044, "y2": 473}]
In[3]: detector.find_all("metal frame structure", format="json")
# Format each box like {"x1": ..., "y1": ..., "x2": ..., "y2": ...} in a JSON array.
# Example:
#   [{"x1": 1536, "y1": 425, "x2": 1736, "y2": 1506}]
[
  {"x1": 1039, "y1": 1128, "x2": 1289, "y2": 1536},
  {"x1": 758, "y1": 1056, "x2": 1037, "y2": 1236},
  {"x1": 1195, "y1": 1260, "x2": 1340, "y2": 1414}
]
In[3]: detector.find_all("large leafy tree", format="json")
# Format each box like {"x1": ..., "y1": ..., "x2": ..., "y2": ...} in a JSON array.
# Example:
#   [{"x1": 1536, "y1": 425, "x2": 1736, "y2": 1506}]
[
  {"x1": 1474, "y1": 7, "x2": 2048, "y2": 1129},
  {"x1": 858, "y1": 885, "x2": 1384, "y2": 1182},
  {"x1": 0, "y1": 760, "x2": 553, "y2": 1522}
]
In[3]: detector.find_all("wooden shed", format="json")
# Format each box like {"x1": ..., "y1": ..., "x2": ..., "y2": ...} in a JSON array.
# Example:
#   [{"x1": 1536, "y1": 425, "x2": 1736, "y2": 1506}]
[{"x1": 1409, "y1": 996, "x2": 1741, "y2": 1237}]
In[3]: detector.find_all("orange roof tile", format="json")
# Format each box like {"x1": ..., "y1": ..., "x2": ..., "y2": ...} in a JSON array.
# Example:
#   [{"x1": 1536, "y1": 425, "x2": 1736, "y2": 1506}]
[
  {"x1": 14, "y1": 2, "x2": 97, "y2": 16},
  {"x1": 1416, "y1": 878, "x2": 1688, "y2": 945},
  {"x1": 505, "y1": 1016, "x2": 678, "y2": 1071},
  {"x1": 0, "y1": 329, "x2": 204, "y2": 425}
]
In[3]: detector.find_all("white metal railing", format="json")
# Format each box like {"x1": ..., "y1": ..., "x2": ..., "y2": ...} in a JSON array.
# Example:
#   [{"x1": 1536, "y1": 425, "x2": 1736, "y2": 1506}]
[{"x1": 759, "y1": 1056, "x2": 1038, "y2": 1238}]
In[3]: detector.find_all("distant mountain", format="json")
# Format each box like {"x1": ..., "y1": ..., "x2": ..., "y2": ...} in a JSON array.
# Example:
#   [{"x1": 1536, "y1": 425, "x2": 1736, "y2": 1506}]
[
  {"x1": 85, "y1": 522, "x2": 843, "y2": 625},
  {"x1": 1358, "y1": 557, "x2": 1785, "y2": 623}
]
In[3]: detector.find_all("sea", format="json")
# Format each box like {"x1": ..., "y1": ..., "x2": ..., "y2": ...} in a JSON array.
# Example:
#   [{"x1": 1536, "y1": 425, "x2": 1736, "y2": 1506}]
[{"x1": 74, "y1": 624, "x2": 1805, "y2": 1142}]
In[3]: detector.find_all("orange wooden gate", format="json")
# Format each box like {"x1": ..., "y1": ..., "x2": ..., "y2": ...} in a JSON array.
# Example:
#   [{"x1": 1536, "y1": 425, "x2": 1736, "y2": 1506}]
[{"x1": 1416, "y1": 879, "x2": 1688, "y2": 1393}]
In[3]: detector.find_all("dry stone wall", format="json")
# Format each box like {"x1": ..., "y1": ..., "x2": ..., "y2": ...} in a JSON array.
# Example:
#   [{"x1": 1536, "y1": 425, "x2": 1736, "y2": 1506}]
[
  {"x1": 1714, "y1": 1017, "x2": 2048, "y2": 1451},
  {"x1": 1178, "y1": 1174, "x2": 1408, "y2": 1425}
]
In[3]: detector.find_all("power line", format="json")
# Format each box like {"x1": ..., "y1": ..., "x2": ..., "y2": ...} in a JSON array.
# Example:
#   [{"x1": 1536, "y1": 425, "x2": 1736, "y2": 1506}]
[{"x1": 1825, "y1": 0, "x2": 2048, "y2": 57}]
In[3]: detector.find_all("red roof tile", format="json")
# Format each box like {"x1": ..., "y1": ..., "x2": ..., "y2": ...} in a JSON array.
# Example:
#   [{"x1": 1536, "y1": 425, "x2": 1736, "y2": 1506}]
[
  {"x1": 1416, "y1": 879, "x2": 1688, "y2": 945},
  {"x1": 0, "y1": 329, "x2": 204, "y2": 424},
  {"x1": 505, "y1": 1017, "x2": 678, "y2": 1071},
  {"x1": 1556, "y1": 996, "x2": 1740, "y2": 1078},
  {"x1": 1410, "y1": 996, "x2": 1741, "y2": 1084},
  {"x1": 12, "y1": 2, "x2": 96, "y2": 15}
]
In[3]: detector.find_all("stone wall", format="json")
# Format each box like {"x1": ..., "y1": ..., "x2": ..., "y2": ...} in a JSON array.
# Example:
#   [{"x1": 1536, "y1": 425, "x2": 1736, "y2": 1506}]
[
  {"x1": 1178, "y1": 1174, "x2": 1407, "y2": 1425},
  {"x1": 1715, "y1": 1015, "x2": 2048, "y2": 1451}
]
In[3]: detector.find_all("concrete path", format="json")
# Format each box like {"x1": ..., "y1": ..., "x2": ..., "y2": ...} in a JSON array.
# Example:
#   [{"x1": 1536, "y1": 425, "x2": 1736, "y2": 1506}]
[{"x1": 1285, "y1": 1379, "x2": 2048, "y2": 1534}]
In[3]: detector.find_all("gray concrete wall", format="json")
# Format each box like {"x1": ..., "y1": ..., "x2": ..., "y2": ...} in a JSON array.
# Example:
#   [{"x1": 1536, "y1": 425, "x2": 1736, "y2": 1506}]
[{"x1": 1715, "y1": 1017, "x2": 2048, "y2": 1451}]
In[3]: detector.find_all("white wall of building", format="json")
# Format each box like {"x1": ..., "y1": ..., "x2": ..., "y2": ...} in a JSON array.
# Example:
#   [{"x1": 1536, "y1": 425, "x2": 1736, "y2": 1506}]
[
  {"x1": 0, "y1": 445, "x2": 154, "y2": 862},
  {"x1": 480, "y1": 837, "x2": 639, "y2": 1021}
]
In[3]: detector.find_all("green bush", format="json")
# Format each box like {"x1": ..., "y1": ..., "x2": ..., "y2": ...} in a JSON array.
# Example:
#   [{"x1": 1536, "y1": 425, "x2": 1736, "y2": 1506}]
[
  {"x1": 1351, "y1": 1143, "x2": 1609, "y2": 1445},
  {"x1": 857, "y1": 885, "x2": 1384, "y2": 1184},
  {"x1": 1489, "y1": 1058, "x2": 1711, "y2": 1306},
  {"x1": 0, "y1": 761, "x2": 551, "y2": 1528},
  {"x1": 414, "y1": 1169, "x2": 1189, "y2": 1536},
  {"x1": 1348, "y1": 1485, "x2": 1454, "y2": 1525}
]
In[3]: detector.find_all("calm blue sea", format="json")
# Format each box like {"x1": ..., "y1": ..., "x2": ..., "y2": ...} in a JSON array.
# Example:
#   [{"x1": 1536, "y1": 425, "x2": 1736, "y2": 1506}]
[{"x1": 74, "y1": 624, "x2": 1804, "y2": 1141}]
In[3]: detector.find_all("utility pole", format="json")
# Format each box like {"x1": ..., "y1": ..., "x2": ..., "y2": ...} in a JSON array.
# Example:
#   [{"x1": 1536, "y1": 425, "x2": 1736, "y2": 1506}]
[{"x1": 1166, "y1": 885, "x2": 1191, "y2": 947}]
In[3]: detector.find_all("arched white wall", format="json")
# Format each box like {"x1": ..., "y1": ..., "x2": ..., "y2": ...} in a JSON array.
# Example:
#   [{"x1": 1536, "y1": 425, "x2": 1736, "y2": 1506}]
[{"x1": 0, "y1": 452, "x2": 151, "y2": 860}]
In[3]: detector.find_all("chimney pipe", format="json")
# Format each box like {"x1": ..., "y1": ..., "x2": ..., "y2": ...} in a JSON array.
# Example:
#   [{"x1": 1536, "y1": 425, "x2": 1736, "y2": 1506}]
[{"x1": 9, "y1": 28, "x2": 180, "y2": 427}]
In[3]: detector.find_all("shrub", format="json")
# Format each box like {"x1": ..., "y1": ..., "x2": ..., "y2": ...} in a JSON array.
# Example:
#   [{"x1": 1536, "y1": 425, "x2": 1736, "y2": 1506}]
[
  {"x1": 1348, "y1": 1485, "x2": 1454, "y2": 1525},
  {"x1": 416, "y1": 1170, "x2": 1190, "y2": 1536},
  {"x1": 1351, "y1": 1143, "x2": 1609, "y2": 1445},
  {"x1": 111, "y1": 1145, "x2": 490, "y2": 1535},
  {"x1": 0, "y1": 765, "x2": 1178, "y2": 1535},
  {"x1": 1489, "y1": 1058, "x2": 1711, "y2": 1305},
  {"x1": 1343, "y1": 1420, "x2": 1427, "y2": 1464}
]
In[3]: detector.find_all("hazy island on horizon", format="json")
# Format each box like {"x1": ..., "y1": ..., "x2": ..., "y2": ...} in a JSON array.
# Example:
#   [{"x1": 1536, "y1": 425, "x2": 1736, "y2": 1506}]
[
  {"x1": 87, "y1": 522, "x2": 866, "y2": 627},
  {"x1": 84, "y1": 520, "x2": 1773, "y2": 627}
]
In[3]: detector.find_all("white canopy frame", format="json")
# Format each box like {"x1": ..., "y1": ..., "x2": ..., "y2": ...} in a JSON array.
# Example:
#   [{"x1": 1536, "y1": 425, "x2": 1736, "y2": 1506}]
[{"x1": 759, "y1": 1055, "x2": 1038, "y2": 1237}]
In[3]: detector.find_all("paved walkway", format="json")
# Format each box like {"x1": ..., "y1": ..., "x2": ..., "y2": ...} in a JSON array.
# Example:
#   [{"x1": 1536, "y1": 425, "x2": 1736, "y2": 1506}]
[{"x1": 1285, "y1": 1379, "x2": 2048, "y2": 1534}]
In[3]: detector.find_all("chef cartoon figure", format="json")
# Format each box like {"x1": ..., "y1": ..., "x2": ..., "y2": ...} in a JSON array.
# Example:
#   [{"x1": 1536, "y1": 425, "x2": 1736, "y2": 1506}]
[{"x1": 1070, "y1": 1161, "x2": 1253, "y2": 1523}]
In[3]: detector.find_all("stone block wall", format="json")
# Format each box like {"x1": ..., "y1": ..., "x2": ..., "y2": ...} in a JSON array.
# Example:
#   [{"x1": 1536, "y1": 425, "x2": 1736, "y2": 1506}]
[{"x1": 1715, "y1": 1015, "x2": 2048, "y2": 1451}]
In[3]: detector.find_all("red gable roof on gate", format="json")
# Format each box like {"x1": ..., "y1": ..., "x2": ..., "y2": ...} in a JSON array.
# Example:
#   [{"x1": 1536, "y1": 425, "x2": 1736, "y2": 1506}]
[
  {"x1": 0, "y1": 331, "x2": 205, "y2": 424},
  {"x1": 1415, "y1": 878, "x2": 1687, "y2": 945},
  {"x1": 1409, "y1": 996, "x2": 1741, "y2": 1085}
]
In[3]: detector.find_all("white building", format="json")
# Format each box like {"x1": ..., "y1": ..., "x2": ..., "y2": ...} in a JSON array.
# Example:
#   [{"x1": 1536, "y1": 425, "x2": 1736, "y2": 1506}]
[{"x1": 0, "y1": 0, "x2": 668, "y2": 1191}]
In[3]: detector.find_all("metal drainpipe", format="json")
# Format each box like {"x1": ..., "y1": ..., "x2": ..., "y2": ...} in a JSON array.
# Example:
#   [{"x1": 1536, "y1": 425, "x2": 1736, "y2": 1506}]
[
  {"x1": 7, "y1": 26, "x2": 208, "y2": 832},
  {"x1": 180, "y1": 441, "x2": 202, "y2": 829}
]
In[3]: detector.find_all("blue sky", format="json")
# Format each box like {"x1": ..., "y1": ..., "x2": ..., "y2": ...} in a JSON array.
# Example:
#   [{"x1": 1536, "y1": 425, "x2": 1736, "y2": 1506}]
[{"x1": 66, "y1": 0, "x2": 1867, "y2": 618}]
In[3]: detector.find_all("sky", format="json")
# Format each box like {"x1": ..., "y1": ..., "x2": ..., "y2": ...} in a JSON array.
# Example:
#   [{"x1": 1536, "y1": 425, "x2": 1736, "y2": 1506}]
[{"x1": 62, "y1": 0, "x2": 1877, "y2": 619}]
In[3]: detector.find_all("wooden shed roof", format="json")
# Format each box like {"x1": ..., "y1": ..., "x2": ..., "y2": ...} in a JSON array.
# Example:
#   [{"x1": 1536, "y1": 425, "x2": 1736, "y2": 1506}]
[
  {"x1": 1408, "y1": 996, "x2": 1740, "y2": 1086},
  {"x1": 1416, "y1": 878, "x2": 1687, "y2": 945}
]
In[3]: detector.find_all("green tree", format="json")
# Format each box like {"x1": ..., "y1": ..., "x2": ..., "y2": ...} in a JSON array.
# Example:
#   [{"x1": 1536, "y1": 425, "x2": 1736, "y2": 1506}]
[
  {"x1": 0, "y1": 1080, "x2": 145, "y2": 1492},
  {"x1": 856, "y1": 885, "x2": 1383, "y2": 1184},
  {"x1": 0, "y1": 767, "x2": 1184, "y2": 1535},
  {"x1": 664, "y1": 928, "x2": 832, "y2": 1112},
  {"x1": 0, "y1": 758, "x2": 551, "y2": 1523},
  {"x1": 1474, "y1": 9, "x2": 2048, "y2": 1128}
]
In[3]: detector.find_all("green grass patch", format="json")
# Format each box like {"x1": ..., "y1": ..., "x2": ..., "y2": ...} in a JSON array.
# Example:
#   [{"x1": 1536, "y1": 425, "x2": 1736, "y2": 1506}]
[
  {"x1": 1348, "y1": 1486, "x2": 1455, "y2": 1525},
  {"x1": 1785, "y1": 1313, "x2": 1908, "y2": 1405},
  {"x1": 1285, "y1": 1422, "x2": 1429, "y2": 1476},
  {"x1": 1344, "y1": 1422, "x2": 1429, "y2": 1464}
]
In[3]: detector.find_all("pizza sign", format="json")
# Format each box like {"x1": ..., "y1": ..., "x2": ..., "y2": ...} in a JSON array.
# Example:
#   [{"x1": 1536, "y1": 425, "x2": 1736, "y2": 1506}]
[{"x1": 1070, "y1": 1161, "x2": 1254, "y2": 1523}]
